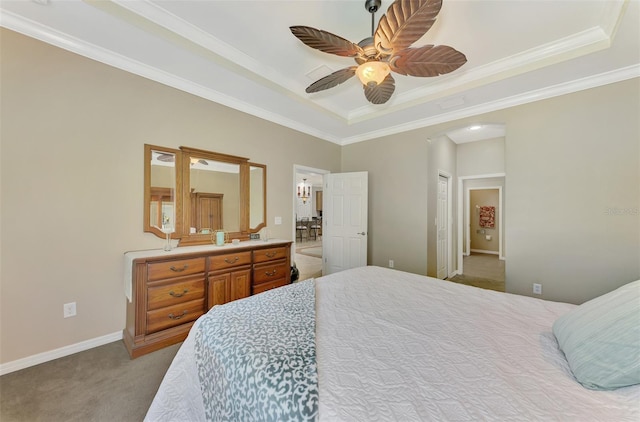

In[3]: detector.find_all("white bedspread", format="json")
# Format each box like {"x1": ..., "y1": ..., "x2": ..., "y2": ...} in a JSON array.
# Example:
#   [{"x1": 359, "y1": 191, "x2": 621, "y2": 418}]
[{"x1": 146, "y1": 266, "x2": 640, "y2": 421}]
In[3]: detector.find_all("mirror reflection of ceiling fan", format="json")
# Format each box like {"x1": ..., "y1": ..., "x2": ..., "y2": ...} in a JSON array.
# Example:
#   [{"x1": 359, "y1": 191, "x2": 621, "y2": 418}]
[
  {"x1": 290, "y1": 0, "x2": 466, "y2": 104},
  {"x1": 157, "y1": 153, "x2": 208, "y2": 166}
]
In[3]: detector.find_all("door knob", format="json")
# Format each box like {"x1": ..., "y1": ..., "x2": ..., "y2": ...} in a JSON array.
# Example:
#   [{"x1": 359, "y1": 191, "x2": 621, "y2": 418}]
[{"x1": 357, "y1": 232, "x2": 367, "y2": 236}]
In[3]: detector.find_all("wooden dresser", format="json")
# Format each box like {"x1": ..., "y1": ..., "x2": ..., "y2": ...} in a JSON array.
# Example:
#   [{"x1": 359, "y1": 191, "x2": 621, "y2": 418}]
[{"x1": 123, "y1": 240, "x2": 292, "y2": 358}]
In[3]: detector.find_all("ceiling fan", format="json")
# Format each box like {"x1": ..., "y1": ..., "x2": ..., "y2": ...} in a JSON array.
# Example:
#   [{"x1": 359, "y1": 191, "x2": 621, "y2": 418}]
[{"x1": 290, "y1": 0, "x2": 466, "y2": 104}]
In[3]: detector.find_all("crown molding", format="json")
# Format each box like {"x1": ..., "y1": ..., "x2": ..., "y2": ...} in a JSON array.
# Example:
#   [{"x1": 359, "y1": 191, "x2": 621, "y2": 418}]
[
  {"x1": 0, "y1": 10, "x2": 344, "y2": 145},
  {"x1": 2, "y1": 7, "x2": 636, "y2": 147},
  {"x1": 339, "y1": 64, "x2": 640, "y2": 146}
]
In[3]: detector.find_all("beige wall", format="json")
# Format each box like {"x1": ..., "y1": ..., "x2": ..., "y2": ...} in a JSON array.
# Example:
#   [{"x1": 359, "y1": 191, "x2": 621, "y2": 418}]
[
  {"x1": 457, "y1": 137, "x2": 505, "y2": 177},
  {"x1": 2, "y1": 27, "x2": 639, "y2": 366},
  {"x1": 342, "y1": 79, "x2": 639, "y2": 304},
  {"x1": 342, "y1": 133, "x2": 430, "y2": 275},
  {"x1": 503, "y1": 80, "x2": 640, "y2": 303},
  {"x1": 0, "y1": 29, "x2": 340, "y2": 364}
]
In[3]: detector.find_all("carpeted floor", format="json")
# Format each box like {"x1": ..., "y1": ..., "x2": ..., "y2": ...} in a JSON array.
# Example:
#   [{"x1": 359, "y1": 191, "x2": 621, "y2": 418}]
[
  {"x1": 462, "y1": 253, "x2": 505, "y2": 281},
  {"x1": 0, "y1": 341, "x2": 180, "y2": 422},
  {"x1": 448, "y1": 273, "x2": 505, "y2": 292},
  {"x1": 448, "y1": 253, "x2": 505, "y2": 292}
]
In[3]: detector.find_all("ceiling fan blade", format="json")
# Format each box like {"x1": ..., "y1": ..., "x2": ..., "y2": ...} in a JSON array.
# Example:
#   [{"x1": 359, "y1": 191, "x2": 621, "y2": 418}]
[
  {"x1": 390, "y1": 45, "x2": 466, "y2": 77},
  {"x1": 157, "y1": 153, "x2": 175, "y2": 162},
  {"x1": 306, "y1": 67, "x2": 357, "y2": 93},
  {"x1": 375, "y1": 0, "x2": 442, "y2": 54},
  {"x1": 363, "y1": 74, "x2": 396, "y2": 104},
  {"x1": 290, "y1": 26, "x2": 363, "y2": 57}
]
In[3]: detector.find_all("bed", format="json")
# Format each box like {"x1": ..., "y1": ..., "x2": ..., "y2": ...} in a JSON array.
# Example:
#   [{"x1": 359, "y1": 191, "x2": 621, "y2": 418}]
[{"x1": 145, "y1": 266, "x2": 640, "y2": 421}]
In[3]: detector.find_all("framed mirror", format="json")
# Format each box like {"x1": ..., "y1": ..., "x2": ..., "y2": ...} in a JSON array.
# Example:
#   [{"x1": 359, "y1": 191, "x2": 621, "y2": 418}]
[
  {"x1": 188, "y1": 156, "x2": 241, "y2": 234},
  {"x1": 144, "y1": 144, "x2": 267, "y2": 246},
  {"x1": 144, "y1": 145, "x2": 181, "y2": 239}
]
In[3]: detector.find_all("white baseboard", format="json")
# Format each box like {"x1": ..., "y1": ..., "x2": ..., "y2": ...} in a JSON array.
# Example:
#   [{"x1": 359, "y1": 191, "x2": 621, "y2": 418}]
[{"x1": 0, "y1": 331, "x2": 123, "y2": 376}]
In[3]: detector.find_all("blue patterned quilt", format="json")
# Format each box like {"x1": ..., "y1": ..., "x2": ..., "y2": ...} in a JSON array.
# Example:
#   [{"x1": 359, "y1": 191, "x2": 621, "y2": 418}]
[{"x1": 194, "y1": 279, "x2": 318, "y2": 421}]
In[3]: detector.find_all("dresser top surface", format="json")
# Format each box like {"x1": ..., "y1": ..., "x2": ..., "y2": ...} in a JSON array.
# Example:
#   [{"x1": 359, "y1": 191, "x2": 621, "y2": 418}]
[{"x1": 124, "y1": 239, "x2": 292, "y2": 262}]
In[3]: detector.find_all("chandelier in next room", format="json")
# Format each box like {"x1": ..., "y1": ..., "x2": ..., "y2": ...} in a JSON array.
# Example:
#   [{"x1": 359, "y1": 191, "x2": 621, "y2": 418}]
[{"x1": 298, "y1": 179, "x2": 311, "y2": 204}]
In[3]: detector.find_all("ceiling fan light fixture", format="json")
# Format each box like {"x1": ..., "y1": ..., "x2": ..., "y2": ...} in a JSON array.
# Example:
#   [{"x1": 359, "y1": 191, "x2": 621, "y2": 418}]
[
  {"x1": 356, "y1": 61, "x2": 390, "y2": 87},
  {"x1": 290, "y1": 0, "x2": 466, "y2": 104}
]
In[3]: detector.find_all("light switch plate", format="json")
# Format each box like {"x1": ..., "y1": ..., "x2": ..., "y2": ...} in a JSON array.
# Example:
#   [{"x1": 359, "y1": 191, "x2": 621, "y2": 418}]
[{"x1": 274, "y1": 216, "x2": 282, "y2": 225}]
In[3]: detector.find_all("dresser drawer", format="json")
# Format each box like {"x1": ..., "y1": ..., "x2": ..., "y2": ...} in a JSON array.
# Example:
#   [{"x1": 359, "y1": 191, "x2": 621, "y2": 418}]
[
  {"x1": 146, "y1": 298, "x2": 204, "y2": 334},
  {"x1": 147, "y1": 277, "x2": 205, "y2": 311},
  {"x1": 253, "y1": 278, "x2": 289, "y2": 295},
  {"x1": 209, "y1": 251, "x2": 252, "y2": 270},
  {"x1": 253, "y1": 246, "x2": 288, "y2": 264},
  {"x1": 147, "y1": 258, "x2": 206, "y2": 281},
  {"x1": 253, "y1": 260, "x2": 288, "y2": 285}
]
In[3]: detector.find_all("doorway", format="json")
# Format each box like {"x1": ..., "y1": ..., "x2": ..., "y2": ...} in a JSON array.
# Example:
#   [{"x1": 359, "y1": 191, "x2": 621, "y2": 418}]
[
  {"x1": 454, "y1": 175, "x2": 506, "y2": 291},
  {"x1": 293, "y1": 165, "x2": 327, "y2": 281}
]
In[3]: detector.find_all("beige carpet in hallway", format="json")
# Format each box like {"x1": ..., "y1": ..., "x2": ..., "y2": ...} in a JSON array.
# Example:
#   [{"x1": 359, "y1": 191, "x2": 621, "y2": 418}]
[
  {"x1": 449, "y1": 253, "x2": 505, "y2": 292},
  {"x1": 462, "y1": 252, "x2": 505, "y2": 281}
]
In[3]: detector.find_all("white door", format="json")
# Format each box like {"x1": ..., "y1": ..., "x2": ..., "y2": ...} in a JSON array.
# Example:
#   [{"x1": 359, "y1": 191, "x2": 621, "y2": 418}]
[
  {"x1": 322, "y1": 172, "x2": 368, "y2": 275},
  {"x1": 437, "y1": 175, "x2": 448, "y2": 279}
]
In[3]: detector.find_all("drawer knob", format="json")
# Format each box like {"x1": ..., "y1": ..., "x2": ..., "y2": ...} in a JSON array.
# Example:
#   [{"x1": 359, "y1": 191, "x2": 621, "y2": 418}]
[
  {"x1": 224, "y1": 256, "x2": 240, "y2": 264},
  {"x1": 169, "y1": 289, "x2": 188, "y2": 298},
  {"x1": 169, "y1": 264, "x2": 188, "y2": 272},
  {"x1": 168, "y1": 310, "x2": 187, "y2": 320},
  {"x1": 265, "y1": 269, "x2": 278, "y2": 277},
  {"x1": 265, "y1": 251, "x2": 277, "y2": 258}
]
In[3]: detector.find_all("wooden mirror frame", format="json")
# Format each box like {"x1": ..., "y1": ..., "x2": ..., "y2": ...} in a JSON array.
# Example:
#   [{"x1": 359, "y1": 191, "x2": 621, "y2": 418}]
[
  {"x1": 144, "y1": 144, "x2": 182, "y2": 239},
  {"x1": 178, "y1": 146, "x2": 251, "y2": 246},
  {"x1": 144, "y1": 144, "x2": 267, "y2": 246}
]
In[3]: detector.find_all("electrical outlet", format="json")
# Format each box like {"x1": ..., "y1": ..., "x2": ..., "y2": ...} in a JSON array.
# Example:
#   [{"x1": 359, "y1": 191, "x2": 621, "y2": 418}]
[
  {"x1": 532, "y1": 283, "x2": 542, "y2": 295},
  {"x1": 389, "y1": 259, "x2": 394, "y2": 268},
  {"x1": 63, "y1": 302, "x2": 77, "y2": 318}
]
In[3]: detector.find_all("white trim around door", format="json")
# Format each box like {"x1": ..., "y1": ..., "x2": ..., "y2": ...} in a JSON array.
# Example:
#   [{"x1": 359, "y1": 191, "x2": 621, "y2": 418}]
[
  {"x1": 457, "y1": 173, "x2": 506, "y2": 275},
  {"x1": 437, "y1": 170, "x2": 453, "y2": 279}
]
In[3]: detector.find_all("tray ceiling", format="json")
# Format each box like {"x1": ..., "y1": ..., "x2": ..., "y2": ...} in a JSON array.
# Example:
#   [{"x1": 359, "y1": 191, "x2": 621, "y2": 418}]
[{"x1": 1, "y1": 0, "x2": 638, "y2": 145}]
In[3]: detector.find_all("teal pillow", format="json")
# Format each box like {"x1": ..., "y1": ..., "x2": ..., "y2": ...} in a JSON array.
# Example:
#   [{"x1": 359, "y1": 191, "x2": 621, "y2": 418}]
[{"x1": 553, "y1": 279, "x2": 640, "y2": 390}]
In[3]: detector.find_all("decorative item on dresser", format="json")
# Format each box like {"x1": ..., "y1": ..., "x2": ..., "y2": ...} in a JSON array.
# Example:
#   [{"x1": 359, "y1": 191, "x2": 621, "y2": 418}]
[{"x1": 123, "y1": 240, "x2": 292, "y2": 358}]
